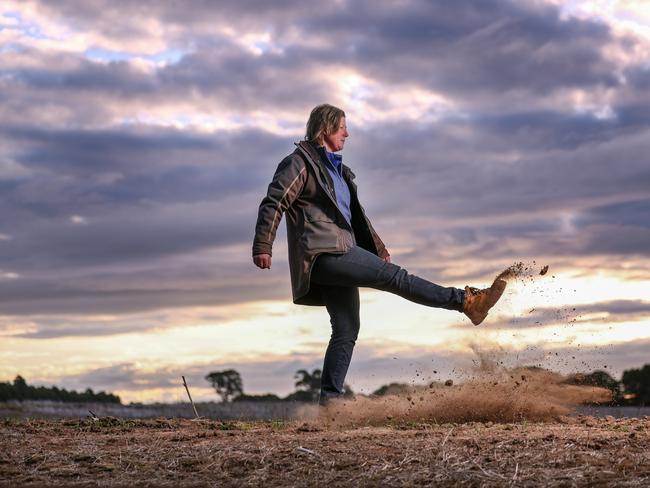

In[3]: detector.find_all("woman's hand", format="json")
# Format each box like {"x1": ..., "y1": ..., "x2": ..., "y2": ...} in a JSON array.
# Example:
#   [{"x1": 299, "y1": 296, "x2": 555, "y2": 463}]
[
  {"x1": 384, "y1": 254, "x2": 391, "y2": 263},
  {"x1": 253, "y1": 253, "x2": 272, "y2": 269}
]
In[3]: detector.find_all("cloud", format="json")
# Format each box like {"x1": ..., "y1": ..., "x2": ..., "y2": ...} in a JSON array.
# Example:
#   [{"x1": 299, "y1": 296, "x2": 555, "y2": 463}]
[
  {"x1": 3, "y1": 0, "x2": 646, "y2": 128},
  {"x1": 480, "y1": 299, "x2": 650, "y2": 331},
  {"x1": 575, "y1": 198, "x2": 650, "y2": 230},
  {"x1": 305, "y1": 0, "x2": 623, "y2": 99},
  {"x1": 74, "y1": 363, "x2": 179, "y2": 391},
  {"x1": 0, "y1": 262, "x2": 292, "y2": 318},
  {"x1": 0, "y1": 0, "x2": 649, "y2": 367}
]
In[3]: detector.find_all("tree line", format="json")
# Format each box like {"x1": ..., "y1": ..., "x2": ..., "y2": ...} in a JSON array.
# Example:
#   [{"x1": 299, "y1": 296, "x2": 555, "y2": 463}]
[
  {"x1": 206, "y1": 363, "x2": 650, "y2": 405},
  {"x1": 0, "y1": 375, "x2": 121, "y2": 404},
  {"x1": 2, "y1": 363, "x2": 648, "y2": 406}
]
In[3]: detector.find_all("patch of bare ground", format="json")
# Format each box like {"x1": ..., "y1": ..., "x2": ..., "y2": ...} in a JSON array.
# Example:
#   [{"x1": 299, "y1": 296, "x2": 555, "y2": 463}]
[{"x1": 1, "y1": 416, "x2": 649, "y2": 487}]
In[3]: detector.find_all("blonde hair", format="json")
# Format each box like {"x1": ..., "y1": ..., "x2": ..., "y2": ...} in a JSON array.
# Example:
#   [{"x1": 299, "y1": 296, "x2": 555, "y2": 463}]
[{"x1": 305, "y1": 104, "x2": 346, "y2": 145}]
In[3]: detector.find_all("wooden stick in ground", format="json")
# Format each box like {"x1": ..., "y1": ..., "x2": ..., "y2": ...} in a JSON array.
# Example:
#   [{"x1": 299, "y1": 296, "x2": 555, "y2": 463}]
[{"x1": 182, "y1": 375, "x2": 200, "y2": 419}]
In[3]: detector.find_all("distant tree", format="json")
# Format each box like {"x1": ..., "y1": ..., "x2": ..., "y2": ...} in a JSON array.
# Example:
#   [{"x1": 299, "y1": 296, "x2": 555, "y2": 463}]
[
  {"x1": 294, "y1": 369, "x2": 321, "y2": 397},
  {"x1": 622, "y1": 364, "x2": 650, "y2": 406},
  {"x1": 205, "y1": 369, "x2": 243, "y2": 403},
  {"x1": 0, "y1": 382, "x2": 11, "y2": 402},
  {"x1": 13, "y1": 376, "x2": 29, "y2": 400},
  {"x1": 283, "y1": 369, "x2": 321, "y2": 402},
  {"x1": 372, "y1": 382, "x2": 412, "y2": 396},
  {"x1": 233, "y1": 393, "x2": 281, "y2": 402},
  {"x1": 0, "y1": 376, "x2": 120, "y2": 403},
  {"x1": 283, "y1": 389, "x2": 315, "y2": 402},
  {"x1": 564, "y1": 370, "x2": 622, "y2": 404},
  {"x1": 288, "y1": 368, "x2": 353, "y2": 402}
]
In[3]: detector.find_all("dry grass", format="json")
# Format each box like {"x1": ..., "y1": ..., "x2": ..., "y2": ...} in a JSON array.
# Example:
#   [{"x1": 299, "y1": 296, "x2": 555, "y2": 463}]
[{"x1": 1, "y1": 415, "x2": 649, "y2": 487}]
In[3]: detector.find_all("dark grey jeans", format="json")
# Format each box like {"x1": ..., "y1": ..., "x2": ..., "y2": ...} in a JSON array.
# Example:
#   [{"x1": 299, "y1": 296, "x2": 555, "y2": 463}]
[{"x1": 310, "y1": 245, "x2": 465, "y2": 405}]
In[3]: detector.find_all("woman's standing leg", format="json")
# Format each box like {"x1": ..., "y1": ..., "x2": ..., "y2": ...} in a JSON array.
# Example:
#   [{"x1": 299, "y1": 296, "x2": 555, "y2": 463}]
[{"x1": 319, "y1": 285, "x2": 360, "y2": 406}]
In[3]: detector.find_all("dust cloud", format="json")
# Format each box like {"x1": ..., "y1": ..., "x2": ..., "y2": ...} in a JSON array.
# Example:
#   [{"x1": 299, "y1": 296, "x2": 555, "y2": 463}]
[{"x1": 316, "y1": 365, "x2": 610, "y2": 427}]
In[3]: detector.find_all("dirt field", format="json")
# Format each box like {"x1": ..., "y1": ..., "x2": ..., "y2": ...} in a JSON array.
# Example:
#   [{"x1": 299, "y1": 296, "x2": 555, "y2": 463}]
[{"x1": 1, "y1": 415, "x2": 649, "y2": 487}]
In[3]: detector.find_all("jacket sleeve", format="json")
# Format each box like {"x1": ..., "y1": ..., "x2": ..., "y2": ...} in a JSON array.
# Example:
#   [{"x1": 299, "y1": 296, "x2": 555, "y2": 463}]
[{"x1": 253, "y1": 154, "x2": 307, "y2": 257}]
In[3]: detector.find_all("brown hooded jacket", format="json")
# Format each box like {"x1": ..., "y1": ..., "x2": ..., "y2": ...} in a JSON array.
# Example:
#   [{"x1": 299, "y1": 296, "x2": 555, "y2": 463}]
[{"x1": 253, "y1": 140, "x2": 389, "y2": 306}]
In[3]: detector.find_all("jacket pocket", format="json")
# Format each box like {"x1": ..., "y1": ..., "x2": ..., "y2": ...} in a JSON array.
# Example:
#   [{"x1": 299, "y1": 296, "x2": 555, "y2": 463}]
[
  {"x1": 301, "y1": 208, "x2": 339, "y2": 250},
  {"x1": 304, "y1": 207, "x2": 336, "y2": 223}
]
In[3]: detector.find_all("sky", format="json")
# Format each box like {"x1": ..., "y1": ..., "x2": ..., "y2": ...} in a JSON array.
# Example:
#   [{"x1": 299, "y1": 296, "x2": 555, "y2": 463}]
[{"x1": 0, "y1": 0, "x2": 649, "y2": 403}]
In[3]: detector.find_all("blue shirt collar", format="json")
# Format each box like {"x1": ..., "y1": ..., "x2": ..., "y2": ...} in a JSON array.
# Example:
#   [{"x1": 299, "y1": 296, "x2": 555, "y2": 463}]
[{"x1": 317, "y1": 146, "x2": 343, "y2": 174}]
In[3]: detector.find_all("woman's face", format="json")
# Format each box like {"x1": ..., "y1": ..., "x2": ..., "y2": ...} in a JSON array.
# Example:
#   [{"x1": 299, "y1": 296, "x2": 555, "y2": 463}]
[{"x1": 323, "y1": 117, "x2": 348, "y2": 152}]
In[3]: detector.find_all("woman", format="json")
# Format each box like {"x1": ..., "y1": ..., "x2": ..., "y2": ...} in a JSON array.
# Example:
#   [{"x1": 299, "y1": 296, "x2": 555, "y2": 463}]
[{"x1": 253, "y1": 104, "x2": 506, "y2": 405}]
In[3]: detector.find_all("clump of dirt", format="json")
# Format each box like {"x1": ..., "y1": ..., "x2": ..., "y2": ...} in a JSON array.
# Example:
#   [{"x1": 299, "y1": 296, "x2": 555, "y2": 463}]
[
  {"x1": 496, "y1": 261, "x2": 549, "y2": 283},
  {"x1": 317, "y1": 366, "x2": 610, "y2": 428}
]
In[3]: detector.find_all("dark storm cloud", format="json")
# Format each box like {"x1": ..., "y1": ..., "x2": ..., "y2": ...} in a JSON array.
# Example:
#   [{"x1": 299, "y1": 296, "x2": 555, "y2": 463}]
[
  {"x1": 7, "y1": 0, "x2": 632, "y2": 112},
  {"x1": 302, "y1": 0, "x2": 621, "y2": 97},
  {"x1": 576, "y1": 199, "x2": 650, "y2": 229},
  {"x1": 452, "y1": 198, "x2": 650, "y2": 261},
  {"x1": 468, "y1": 110, "x2": 626, "y2": 150},
  {"x1": 28, "y1": 0, "x2": 621, "y2": 97},
  {"x1": 346, "y1": 119, "x2": 650, "y2": 225},
  {"x1": 573, "y1": 225, "x2": 650, "y2": 257},
  {"x1": 0, "y1": 123, "x2": 288, "y2": 266},
  {"x1": 499, "y1": 198, "x2": 650, "y2": 260},
  {"x1": 23, "y1": 0, "x2": 308, "y2": 34},
  {"x1": 158, "y1": 48, "x2": 329, "y2": 110},
  {"x1": 3, "y1": 0, "x2": 647, "y2": 134},
  {"x1": 0, "y1": 214, "x2": 297, "y2": 317},
  {"x1": 7, "y1": 55, "x2": 156, "y2": 94},
  {"x1": 1, "y1": 44, "x2": 328, "y2": 115},
  {"x1": 0, "y1": 123, "x2": 297, "y2": 318},
  {"x1": 2, "y1": 123, "x2": 284, "y2": 207},
  {"x1": 626, "y1": 66, "x2": 650, "y2": 91},
  {"x1": 0, "y1": 130, "x2": 299, "y2": 320},
  {"x1": 0, "y1": 271, "x2": 291, "y2": 319},
  {"x1": 5, "y1": 124, "x2": 212, "y2": 174}
]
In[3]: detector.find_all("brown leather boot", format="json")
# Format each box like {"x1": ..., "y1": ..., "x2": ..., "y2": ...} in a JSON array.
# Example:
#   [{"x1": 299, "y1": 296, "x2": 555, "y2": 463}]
[{"x1": 463, "y1": 278, "x2": 507, "y2": 325}]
